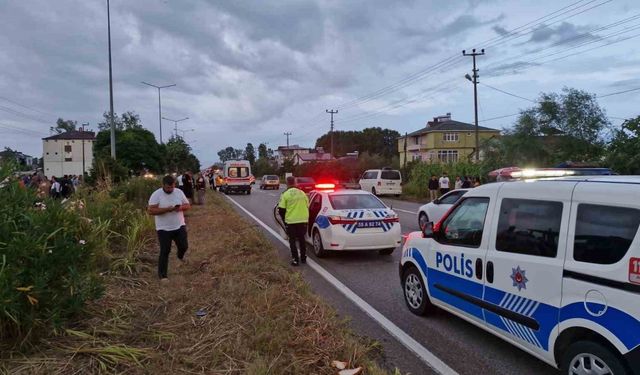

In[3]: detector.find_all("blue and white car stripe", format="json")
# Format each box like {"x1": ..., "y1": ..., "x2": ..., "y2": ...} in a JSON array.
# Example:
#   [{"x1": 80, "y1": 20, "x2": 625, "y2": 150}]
[{"x1": 498, "y1": 293, "x2": 542, "y2": 348}]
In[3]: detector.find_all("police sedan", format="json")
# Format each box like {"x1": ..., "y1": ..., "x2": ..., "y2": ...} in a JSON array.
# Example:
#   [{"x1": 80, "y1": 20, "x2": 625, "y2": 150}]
[{"x1": 306, "y1": 184, "x2": 402, "y2": 257}]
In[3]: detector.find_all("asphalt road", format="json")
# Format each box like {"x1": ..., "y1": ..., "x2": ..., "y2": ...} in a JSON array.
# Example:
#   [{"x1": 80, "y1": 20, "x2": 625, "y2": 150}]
[{"x1": 224, "y1": 186, "x2": 558, "y2": 375}]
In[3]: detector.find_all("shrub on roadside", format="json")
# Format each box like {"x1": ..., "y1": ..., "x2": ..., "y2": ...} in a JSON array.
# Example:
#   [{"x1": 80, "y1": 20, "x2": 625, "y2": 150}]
[
  {"x1": 109, "y1": 177, "x2": 159, "y2": 209},
  {"x1": 402, "y1": 161, "x2": 491, "y2": 198},
  {"x1": 0, "y1": 175, "x2": 104, "y2": 343}
]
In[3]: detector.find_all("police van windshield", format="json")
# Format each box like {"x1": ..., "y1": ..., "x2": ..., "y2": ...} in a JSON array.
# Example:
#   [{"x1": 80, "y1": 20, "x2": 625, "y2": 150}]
[
  {"x1": 329, "y1": 194, "x2": 386, "y2": 209},
  {"x1": 228, "y1": 167, "x2": 249, "y2": 178}
]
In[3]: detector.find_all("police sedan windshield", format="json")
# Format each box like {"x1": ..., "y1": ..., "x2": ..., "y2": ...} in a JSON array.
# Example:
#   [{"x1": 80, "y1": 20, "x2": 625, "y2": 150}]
[{"x1": 329, "y1": 194, "x2": 386, "y2": 209}]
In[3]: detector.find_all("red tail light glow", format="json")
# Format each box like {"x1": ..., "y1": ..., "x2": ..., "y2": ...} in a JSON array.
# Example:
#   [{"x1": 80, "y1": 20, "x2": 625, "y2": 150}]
[{"x1": 328, "y1": 216, "x2": 357, "y2": 225}]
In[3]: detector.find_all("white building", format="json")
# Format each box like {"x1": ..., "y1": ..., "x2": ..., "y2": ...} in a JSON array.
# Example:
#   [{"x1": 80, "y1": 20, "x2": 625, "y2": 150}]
[{"x1": 43, "y1": 130, "x2": 96, "y2": 177}]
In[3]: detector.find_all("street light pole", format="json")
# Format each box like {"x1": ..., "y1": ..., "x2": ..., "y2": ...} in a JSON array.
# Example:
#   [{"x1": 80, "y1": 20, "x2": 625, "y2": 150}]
[
  {"x1": 463, "y1": 48, "x2": 485, "y2": 162},
  {"x1": 107, "y1": 0, "x2": 116, "y2": 159},
  {"x1": 162, "y1": 116, "x2": 189, "y2": 138},
  {"x1": 141, "y1": 81, "x2": 176, "y2": 144}
]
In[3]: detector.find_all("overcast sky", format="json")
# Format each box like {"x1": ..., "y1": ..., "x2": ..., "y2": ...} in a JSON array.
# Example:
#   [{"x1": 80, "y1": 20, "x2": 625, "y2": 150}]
[{"x1": 1, "y1": 0, "x2": 639, "y2": 167}]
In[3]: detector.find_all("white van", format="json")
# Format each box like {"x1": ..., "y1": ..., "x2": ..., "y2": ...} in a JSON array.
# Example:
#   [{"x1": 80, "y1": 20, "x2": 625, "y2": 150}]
[
  {"x1": 220, "y1": 160, "x2": 252, "y2": 195},
  {"x1": 400, "y1": 176, "x2": 640, "y2": 374},
  {"x1": 359, "y1": 168, "x2": 402, "y2": 196}
]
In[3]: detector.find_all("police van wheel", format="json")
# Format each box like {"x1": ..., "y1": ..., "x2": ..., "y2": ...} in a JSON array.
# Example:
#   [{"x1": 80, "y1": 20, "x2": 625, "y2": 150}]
[
  {"x1": 561, "y1": 341, "x2": 628, "y2": 375},
  {"x1": 402, "y1": 267, "x2": 433, "y2": 315},
  {"x1": 312, "y1": 230, "x2": 327, "y2": 258},
  {"x1": 379, "y1": 248, "x2": 394, "y2": 255}
]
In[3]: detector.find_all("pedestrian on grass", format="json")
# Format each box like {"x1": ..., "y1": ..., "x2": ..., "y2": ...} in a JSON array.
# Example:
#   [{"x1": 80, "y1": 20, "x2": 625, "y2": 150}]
[
  {"x1": 50, "y1": 177, "x2": 61, "y2": 199},
  {"x1": 454, "y1": 176, "x2": 462, "y2": 190},
  {"x1": 474, "y1": 176, "x2": 481, "y2": 187},
  {"x1": 195, "y1": 173, "x2": 206, "y2": 205},
  {"x1": 428, "y1": 175, "x2": 439, "y2": 202},
  {"x1": 439, "y1": 172, "x2": 450, "y2": 196},
  {"x1": 182, "y1": 172, "x2": 194, "y2": 204},
  {"x1": 147, "y1": 175, "x2": 191, "y2": 281},
  {"x1": 278, "y1": 176, "x2": 309, "y2": 266}
]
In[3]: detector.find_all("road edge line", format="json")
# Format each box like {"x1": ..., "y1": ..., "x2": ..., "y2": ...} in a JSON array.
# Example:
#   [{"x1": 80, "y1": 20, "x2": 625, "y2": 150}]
[{"x1": 225, "y1": 194, "x2": 458, "y2": 375}]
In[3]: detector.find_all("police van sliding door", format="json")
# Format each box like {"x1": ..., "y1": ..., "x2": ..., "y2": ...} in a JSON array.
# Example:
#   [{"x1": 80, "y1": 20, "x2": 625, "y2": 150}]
[
  {"x1": 482, "y1": 182, "x2": 572, "y2": 358},
  {"x1": 426, "y1": 197, "x2": 491, "y2": 324}
]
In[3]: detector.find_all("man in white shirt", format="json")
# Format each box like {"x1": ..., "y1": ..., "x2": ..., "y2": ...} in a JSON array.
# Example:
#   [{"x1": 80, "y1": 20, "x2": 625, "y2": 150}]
[
  {"x1": 147, "y1": 175, "x2": 191, "y2": 281},
  {"x1": 439, "y1": 173, "x2": 450, "y2": 195}
]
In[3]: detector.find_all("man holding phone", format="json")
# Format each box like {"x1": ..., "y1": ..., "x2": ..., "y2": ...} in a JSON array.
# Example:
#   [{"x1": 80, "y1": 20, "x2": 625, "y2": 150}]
[{"x1": 148, "y1": 175, "x2": 191, "y2": 281}]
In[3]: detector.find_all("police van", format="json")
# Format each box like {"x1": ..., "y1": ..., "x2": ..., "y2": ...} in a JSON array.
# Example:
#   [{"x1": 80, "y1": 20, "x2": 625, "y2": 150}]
[{"x1": 400, "y1": 176, "x2": 640, "y2": 374}]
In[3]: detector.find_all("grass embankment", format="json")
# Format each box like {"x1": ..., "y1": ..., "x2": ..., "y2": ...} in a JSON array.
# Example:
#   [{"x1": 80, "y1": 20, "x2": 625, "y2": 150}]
[{"x1": 2, "y1": 191, "x2": 395, "y2": 375}]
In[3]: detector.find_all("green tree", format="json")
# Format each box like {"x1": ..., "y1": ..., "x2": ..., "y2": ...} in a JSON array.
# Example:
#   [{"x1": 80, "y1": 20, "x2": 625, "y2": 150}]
[
  {"x1": 606, "y1": 116, "x2": 640, "y2": 174},
  {"x1": 244, "y1": 143, "x2": 256, "y2": 165},
  {"x1": 496, "y1": 87, "x2": 609, "y2": 166},
  {"x1": 50, "y1": 118, "x2": 77, "y2": 134},
  {"x1": 97, "y1": 111, "x2": 143, "y2": 131},
  {"x1": 257, "y1": 143, "x2": 268, "y2": 159},
  {"x1": 94, "y1": 127, "x2": 164, "y2": 173},
  {"x1": 165, "y1": 136, "x2": 200, "y2": 173},
  {"x1": 315, "y1": 127, "x2": 400, "y2": 159},
  {"x1": 217, "y1": 147, "x2": 244, "y2": 162}
]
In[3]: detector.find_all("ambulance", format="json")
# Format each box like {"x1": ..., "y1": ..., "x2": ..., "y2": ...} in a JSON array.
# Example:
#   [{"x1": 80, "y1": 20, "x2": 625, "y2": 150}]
[
  {"x1": 400, "y1": 176, "x2": 640, "y2": 374},
  {"x1": 219, "y1": 160, "x2": 252, "y2": 195}
]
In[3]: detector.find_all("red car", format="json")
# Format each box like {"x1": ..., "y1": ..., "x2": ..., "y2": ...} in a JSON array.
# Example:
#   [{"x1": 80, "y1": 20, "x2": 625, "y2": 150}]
[{"x1": 294, "y1": 177, "x2": 316, "y2": 194}]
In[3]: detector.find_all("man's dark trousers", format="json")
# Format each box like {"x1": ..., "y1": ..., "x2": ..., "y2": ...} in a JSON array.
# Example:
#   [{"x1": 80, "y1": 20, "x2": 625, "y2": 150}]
[
  {"x1": 157, "y1": 225, "x2": 188, "y2": 278},
  {"x1": 287, "y1": 223, "x2": 307, "y2": 262}
]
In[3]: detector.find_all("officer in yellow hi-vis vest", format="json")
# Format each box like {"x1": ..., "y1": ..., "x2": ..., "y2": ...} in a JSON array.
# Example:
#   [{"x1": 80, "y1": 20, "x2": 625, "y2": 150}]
[{"x1": 278, "y1": 176, "x2": 310, "y2": 266}]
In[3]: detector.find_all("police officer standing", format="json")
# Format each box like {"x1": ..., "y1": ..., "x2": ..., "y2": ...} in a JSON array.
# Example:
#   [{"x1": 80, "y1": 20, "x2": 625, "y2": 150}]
[{"x1": 278, "y1": 176, "x2": 309, "y2": 266}]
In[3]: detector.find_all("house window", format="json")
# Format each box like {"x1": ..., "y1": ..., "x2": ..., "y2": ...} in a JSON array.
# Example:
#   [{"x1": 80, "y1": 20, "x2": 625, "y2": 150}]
[
  {"x1": 412, "y1": 154, "x2": 422, "y2": 161},
  {"x1": 437, "y1": 150, "x2": 458, "y2": 163},
  {"x1": 64, "y1": 145, "x2": 72, "y2": 162},
  {"x1": 443, "y1": 133, "x2": 459, "y2": 142},
  {"x1": 413, "y1": 136, "x2": 420, "y2": 145}
]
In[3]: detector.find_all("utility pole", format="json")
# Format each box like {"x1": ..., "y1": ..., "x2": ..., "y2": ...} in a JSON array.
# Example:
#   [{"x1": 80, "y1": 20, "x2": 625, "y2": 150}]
[
  {"x1": 403, "y1": 131, "x2": 408, "y2": 170},
  {"x1": 463, "y1": 48, "x2": 485, "y2": 162},
  {"x1": 162, "y1": 116, "x2": 189, "y2": 137},
  {"x1": 284, "y1": 132, "x2": 292, "y2": 148},
  {"x1": 326, "y1": 109, "x2": 338, "y2": 158},
  {"x1": 81, "y1": 122, "x2": 89, "y2": 177},
  {"x1": 141, "y1": 81, "x2": 176, "y2": 144},
  {"x1": 107, "y1": 0, "x2": 116, "y2": 159}
]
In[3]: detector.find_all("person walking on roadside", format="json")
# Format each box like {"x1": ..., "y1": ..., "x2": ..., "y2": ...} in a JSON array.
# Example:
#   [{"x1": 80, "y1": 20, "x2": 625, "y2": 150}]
[
  {"x1": 147, "y1": 175, "x2": 191, "y2": 282},
  {"x1": 439, "y1": 172, "x2": 450, "y2": 196},
  {"x1": 473, "y1": 176, "x2": 481, "y2": 187},
  {"x1": 278, "y1": 176, "x2": 309, "y2": 266},
  {"x1": 195, "y1": 173, "x2": 206, "y2": 205},
  {"x1": 182, "y1": 172, "x2": 194, "y2": 204},
  {"x1": 454, "y1": 176, "x2": 463, "y2": 190},
  {"x1": 50, "y1": 176, "x2": 61, "y2": 199},
  {"x1": 428, "y1": 175, "x2": 439, "y2": 202}
]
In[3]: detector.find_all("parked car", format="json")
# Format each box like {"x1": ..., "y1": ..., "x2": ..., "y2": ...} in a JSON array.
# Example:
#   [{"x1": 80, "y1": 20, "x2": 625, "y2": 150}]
[
  {"x1": 358, "y1": 168, "x2": 402, "y2": 196},
  {"x1": 400, "y1": 176, "x2": 640, "y2": 374},
  {"x1": 294, "y1": 176, "x2": 316, "y2": 194},
  {"x1": 260, "y1": 175, "x2": 280, "y2": 190},
  {"x1": 417, "y1": 189, "x2": 470, "y2": 229}
]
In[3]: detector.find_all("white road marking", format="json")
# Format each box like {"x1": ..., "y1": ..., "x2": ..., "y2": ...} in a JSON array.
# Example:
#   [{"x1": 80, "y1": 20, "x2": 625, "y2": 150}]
[
  {"x1": 393, "y1": 208, "x2": 418, "y2": 215},
  {"x1": 225, "y1": 195, "x2": 458, "y2": 375}
]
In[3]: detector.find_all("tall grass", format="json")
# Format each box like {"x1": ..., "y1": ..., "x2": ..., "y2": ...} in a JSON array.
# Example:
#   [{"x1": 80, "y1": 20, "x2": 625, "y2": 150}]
[{"x1": 402, "y1": 161, "x2": 492, "y2": 198}]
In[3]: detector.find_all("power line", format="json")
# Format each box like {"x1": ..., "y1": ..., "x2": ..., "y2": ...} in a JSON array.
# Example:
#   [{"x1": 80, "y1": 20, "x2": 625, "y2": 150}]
[
  {"x1": 479, "y1": 82, "x2": 536, "y2": 102},
  {"x1": 0, "y1": 104, "x2": 53, "y2": 124},
  {"x1": 597, "y1": 86, "x2": 640, "y2": 98},
  {"x1": 0, "y1": 96, "x2": 58, "y2": 118}
]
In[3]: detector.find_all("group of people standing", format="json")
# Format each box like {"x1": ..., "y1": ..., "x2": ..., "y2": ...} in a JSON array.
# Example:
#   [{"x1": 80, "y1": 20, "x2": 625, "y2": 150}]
[
  {"x1": 175, "y1": 171, "x2": 207, "y2": 205},
  {"x1": 428, "y1": 173, "x2": 481, "y2": 201}
]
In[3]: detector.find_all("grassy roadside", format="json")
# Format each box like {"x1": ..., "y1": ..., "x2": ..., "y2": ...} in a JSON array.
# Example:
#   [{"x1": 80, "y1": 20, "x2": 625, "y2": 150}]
[{"x1": 2, "y1": 190, "x2": 397, "y2": 375}]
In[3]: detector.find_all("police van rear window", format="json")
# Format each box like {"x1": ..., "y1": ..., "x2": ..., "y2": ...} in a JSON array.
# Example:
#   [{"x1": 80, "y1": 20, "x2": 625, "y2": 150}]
[
  {"x1": 266, "y1": 175, "x2": 279, "y2": 180},
  {"x1": 573, "y1": 204, "x2": 640, "y2": 265},
  {"x1": 329, "y1": 194, "x2": 385, "y2": 210}
]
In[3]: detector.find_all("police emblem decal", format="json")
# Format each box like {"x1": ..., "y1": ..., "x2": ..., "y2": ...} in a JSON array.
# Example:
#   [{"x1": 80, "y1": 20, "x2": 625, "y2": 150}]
[{"x1": 510, "y1": 266, "x2": 528, "y2": 291}]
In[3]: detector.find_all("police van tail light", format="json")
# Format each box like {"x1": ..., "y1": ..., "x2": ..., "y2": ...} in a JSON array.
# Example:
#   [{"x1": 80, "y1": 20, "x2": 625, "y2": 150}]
[
  {"x1": 328, "y1": 216, "x2": 357, "y2": 225},
  {"x1": 383, "y1": 214, "x2": 399, "y2": 223}
]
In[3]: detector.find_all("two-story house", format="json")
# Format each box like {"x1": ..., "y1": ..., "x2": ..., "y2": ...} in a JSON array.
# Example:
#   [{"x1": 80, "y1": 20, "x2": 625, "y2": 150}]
[
  {"x1": 42, "y1": 130, "x2": 96, "y2": 177},
  {"x1": 397, "y1": 113, "x2": 500, "y2": 165}
]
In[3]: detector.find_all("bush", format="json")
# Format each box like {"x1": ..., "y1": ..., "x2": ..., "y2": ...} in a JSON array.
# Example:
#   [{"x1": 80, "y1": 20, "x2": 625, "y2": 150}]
[
  {"x1": 0, "y1": 173, "x2": 104, "y2": 343},
  {"x1": 110, "y1": 177, "x2": 160, "y2": 209},
  {"x1": 403, "y1": 161, "x2": 492, "y2": 198}
]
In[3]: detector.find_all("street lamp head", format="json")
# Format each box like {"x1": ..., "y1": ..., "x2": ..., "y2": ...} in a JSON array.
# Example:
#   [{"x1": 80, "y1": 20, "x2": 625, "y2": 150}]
[
  {"x1": 465, "y1": 73, "x2": 473, "y2": 82},
  {"x1": 481, "y1": 49, "x2": 485, "y2": 53},
  {"x1": 462, "y1": 49, "x2": 465, "y2": 54}
]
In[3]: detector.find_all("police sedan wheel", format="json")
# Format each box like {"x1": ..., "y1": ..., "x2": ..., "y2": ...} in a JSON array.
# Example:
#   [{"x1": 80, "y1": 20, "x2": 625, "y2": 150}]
[
  {"x1": 568, "y1": 353, "x2": 613, "y2": 375},
  {"x1": 404, "y1": 273, "x2": 423, "y2": 309},
  {"x1": 313, "y1": 230, "x2": 327, "y2": 258}
]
